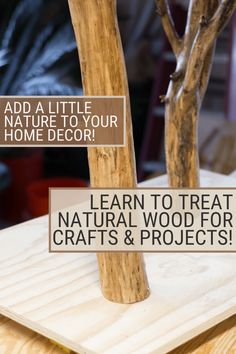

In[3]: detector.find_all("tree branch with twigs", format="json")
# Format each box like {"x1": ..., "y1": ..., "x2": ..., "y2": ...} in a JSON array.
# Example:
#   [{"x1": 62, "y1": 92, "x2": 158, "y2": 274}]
[{"x1": 156, "y1": 0, "x2": 236, "y2": 187}]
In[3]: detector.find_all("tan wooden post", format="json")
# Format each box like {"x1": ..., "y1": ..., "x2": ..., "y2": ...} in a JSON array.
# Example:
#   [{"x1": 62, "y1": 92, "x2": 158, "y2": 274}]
[{"x1": 68, "y1": 0, "x2": 150, "y2": 304}]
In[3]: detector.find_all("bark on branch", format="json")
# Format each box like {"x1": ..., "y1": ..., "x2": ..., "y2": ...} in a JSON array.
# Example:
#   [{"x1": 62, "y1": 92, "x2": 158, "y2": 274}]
[
  {"x1": 198, "y1": 0, "x2": 219, "y2": 99},
  {"x1": 199, "y1": 43, "x2": 216, "y2": 100},
  {"x1": 184, "y1": 0, "x2": 236, "y2": 93},
  {"x1": 156, "y1": 0, "x2": 181, "y2": 56},
  {"x1": 184, "y1": 0, "x2": 206, "y2": 49},
  {"x1": 157, "y1": 0, "x2": 236, "y2": 189}
]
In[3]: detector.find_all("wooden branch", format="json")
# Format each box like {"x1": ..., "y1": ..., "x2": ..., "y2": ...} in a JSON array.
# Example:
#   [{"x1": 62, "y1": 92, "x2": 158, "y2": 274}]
[
  {"x1": 156, "y1": 0, "x2": 181, "y2": 56},
  {"x1": 199, "y1": 42, "x2": 216, "y2": 100},
  {"x1": 184, "y1": 0, "x2": 236, "y2": 93},
  {"x1": 68, "y1": 0, "x2": 149, "y2": 304},
  {"x1": 198, "y1": 0, "x2": 219, "y2": 99},
  {"x1": 184, "y1": 0, "x2": 206, "y2": 48},
  {"x1": 184, "y1": 0, "x2": 218, "y2": 43},
  {"x1": 213, "y1": 0, "x2": 236, "y2": 35}
]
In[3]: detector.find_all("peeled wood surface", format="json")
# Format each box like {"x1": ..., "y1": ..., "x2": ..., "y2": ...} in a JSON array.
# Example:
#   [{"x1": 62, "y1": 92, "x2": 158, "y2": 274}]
[
  {"x1": 0, "y1": 171, "x2": 236, "y2": 353},
  {"x1": 68, "y1": 0, "x2": 149, "y2": 304}
]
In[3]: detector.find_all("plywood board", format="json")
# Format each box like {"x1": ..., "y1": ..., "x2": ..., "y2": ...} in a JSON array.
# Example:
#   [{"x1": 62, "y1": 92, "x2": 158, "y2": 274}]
[
  {"x1": 0, "y1": 315, "x2": 69, "y2": 354},
  {"x1": 142, "y1": 169, "x2": 236, "y2": 187},
  {"x1": 230, "y1": 169, "x2": 236, "y2": 178},
  {"x1": 170, "y1": 315, "x2": 236, "y2": 354},
  {"x1": 2, "y1": 314, "x2": 236, "y2": 354},
  {"x1": 0, "y1": 170, "x2": 236, "y2": 354}
]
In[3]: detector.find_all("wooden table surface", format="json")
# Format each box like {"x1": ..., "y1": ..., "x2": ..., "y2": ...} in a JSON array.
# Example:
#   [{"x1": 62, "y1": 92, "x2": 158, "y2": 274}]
[{"x1": 1, "y1": 314, "x2": 236, "y2": 354}]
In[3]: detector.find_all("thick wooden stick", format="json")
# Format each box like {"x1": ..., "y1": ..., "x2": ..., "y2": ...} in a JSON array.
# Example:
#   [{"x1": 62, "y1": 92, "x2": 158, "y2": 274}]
[{"x1": 68, "y1": 0, "x2": 149, "y2": 303}]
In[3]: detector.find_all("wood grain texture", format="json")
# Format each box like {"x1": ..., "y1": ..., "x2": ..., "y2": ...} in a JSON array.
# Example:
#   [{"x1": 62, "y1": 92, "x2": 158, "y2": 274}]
[
  {"x1": 0, "y1": 315, "x2": 68, "y2": 354},
  {"x1": 0, "y1": 171, "x2": 236, "y2": 354},
  {"x1": 171, "y1": 315, "x2": 236, "y2": 354},
  {"x1": 1, "y1": 314, "x2": 236, "y2": 354},
  {"x1": 68, "y1": 0, "x2": 149, "y2": 304}
]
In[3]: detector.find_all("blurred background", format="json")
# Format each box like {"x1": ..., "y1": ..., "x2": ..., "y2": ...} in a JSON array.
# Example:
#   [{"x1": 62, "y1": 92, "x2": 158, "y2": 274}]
[{"x1": 0, "y1": 0, "x2": 235, "y2": 227}]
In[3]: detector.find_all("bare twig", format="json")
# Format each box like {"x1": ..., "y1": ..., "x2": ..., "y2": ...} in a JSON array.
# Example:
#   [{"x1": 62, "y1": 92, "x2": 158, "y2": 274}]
[
  {"x1": 160, "y1": 94, "x2": 169, "y2": 103},
  {"x1": 184, "y1": 0, "x2": 236, "y2": 92},
  {"x1": 156, "y1": 0, "x2": 182, "y2": 56},
  {"x1": 170, "y1": 69, "x2": 184, "y2": 81}
]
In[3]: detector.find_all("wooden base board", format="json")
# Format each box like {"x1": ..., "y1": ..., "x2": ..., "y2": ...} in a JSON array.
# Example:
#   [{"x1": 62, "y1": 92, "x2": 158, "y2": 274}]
[
  {"x1": 0, "y1": 315, "x2": 69, "y2": 354},
  {"x1": 141, "y1": 169, "x2": 236, "y2": 188},
  {"x1": 0, "y1": 170, "x2": 236, "y2": 354},
  {"x1": 2, "y1": 314, "x2": 236, "y2": 354}
]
